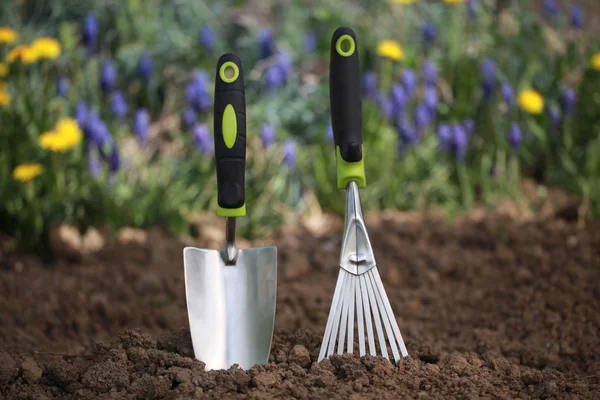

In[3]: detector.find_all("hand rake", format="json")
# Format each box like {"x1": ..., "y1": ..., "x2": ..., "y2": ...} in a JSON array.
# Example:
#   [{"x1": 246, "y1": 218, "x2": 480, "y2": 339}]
[{"x1": 318, "y1": 27, "x2": 409, "y2": 365}]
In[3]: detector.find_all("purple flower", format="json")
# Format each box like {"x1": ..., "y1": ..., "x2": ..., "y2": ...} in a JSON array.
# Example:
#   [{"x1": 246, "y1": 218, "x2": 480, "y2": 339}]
[
  {"x1": 390, "y1": 84, "x2": 407, "y2": 117},
  {"x1": 398, "y1": 119, "x2": 418, "y2": 145},
  {"x1": 451, "y1": 125, "x2": 468, "y2": 161},
  {"x1": 186, "y1": 71, "x2": 211, "y2": 112},
  {"x1": 424, "y1": 86, "x2": 438, "y2": 114},
  {"x1": 508, "y1": 122, "x2": 522, "y2": 151},
  {"x1": 100, "y1": 61, "x2": 117, "y2": 94},
  {"x1": 415, "y1": 103, "x2": 432, "y2": 132},
  {"x1": 111, "y1": 91, "x2": 128, "y2": 120},
  {"x1": 277, "y1": 50, "x2": 293, "y2": 77},
  {"x1": 86, "y1": 110, "x2": 113, "y2": 148},
  {"x1": 481, "y1": 58, "x2": 496, "y2": 99},
  {"x1": 437, "y1": 123, "x2": 452, "y2": 153},
  {"x1": 137, "y1": 52, "x2": 153, "y2": 83},
  {"x1": 501, "y1": 83, "x2": 515, "y2": 108},
  {"x1": 108, "y1": 145, "x2": 120, "y2": 172},
  {"x1": 265, "y1": 64, "x2": 285, "y2": 90},
  {"x1": 374, "y1": 92, "x2": 394, "y2": 122},
  {"x1": 544, "y1": 0, "x2": 560, "y2": 17},
  {"x1": 182, "y1": 106, "x2": 197, "y2": 129},
  {"x1": 200, "y1": 25, "x2": 215, "y2": 53},
  {"x1": 259, "y1": 28, "x2": 274, "y2": 59},
  {"x1": 82, "y1": 13, "x2": 99, "y2": 53},
  {"x1": 463, "y1": 118, "x2": 475, "y2": 136},
  {"x1": 401, "y1": 69, "x2": 418, "y2": 97},
  {"x1": 562, "y1": 87, "x2": 577, "y2": 116},
  {"x1": 304, "y1": 32, "x2": 318, "y2": 53},
  {"x1": 467, "y1": 0, "x2": 478, "y2": 18},
  {"x1": 192, "y1": 123, "x2": 213, "y2": 154},
  {"x1": 325, "y1": 123, "x2": 334, "y2": 143},
  {"x1": 423, "y1": 21, "x2": 436, "y2": 44},
  {"x1": 283, "y1": 140, "x2": 297, "y2": 168},
  {"x1": 571, "y1": 5, "x2": 583, "y2": 29},
  {"x1": 89, "y1": 152, "x2": 101, "y2": 177},
  {"x1": 482, "y1": 58, "x2": 495, "y2": 81},
  {"x1": 133, "y1": 109, "x2": 150, "y2": 144},
  {"x1": 548, "y1": 106, "x2": 561, "y2": 132},
  {"x1": 423, "y1": 61, "x2": 437, "y2": 86},
  {"x1": 261, "y1": 124, "x2": 276, "y2": 148},
  {"x1": 75, "y1": 101, "x2": 88, "y2": 128},
  {"x1": 363, "y1": 71, "x2": 378, "y2": 99},
  {"x1": 57, "y1": 77, "x2": 68, "y2": 97}
]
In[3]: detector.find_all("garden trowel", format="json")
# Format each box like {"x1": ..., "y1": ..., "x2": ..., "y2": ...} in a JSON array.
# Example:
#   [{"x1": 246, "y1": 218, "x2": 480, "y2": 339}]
[{"x1": 183, "y1": 54, "x2": 277, "y2": 371}]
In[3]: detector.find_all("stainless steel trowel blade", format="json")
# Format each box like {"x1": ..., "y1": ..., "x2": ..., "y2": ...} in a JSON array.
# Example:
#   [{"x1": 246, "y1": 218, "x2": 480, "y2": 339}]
[{"x1": 183, "y1": 246, "x2": 277, "y2": 370}]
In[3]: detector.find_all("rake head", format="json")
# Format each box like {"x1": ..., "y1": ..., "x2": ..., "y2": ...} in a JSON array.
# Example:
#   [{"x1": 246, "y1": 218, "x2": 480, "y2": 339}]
[
  {"x1": 318, "y1": 182, "x2": 408, "y2": 364},
  {"x1": 318, "y1": 268, "x2": 408, "y2": 364}
]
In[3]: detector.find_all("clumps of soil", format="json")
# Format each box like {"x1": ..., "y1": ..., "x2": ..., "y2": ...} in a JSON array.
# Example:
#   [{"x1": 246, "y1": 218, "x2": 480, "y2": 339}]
[{"x1": 1, "y1": 328, "x2": 596, "y2": 399}]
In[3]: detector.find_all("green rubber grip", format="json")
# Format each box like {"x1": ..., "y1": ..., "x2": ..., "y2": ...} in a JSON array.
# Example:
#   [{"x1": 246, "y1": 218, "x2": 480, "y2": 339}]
[
  {"x1": 214, "y1": 54, "x2": 247, "y2": 217},
  {"x1": 330, "y1": 27, "x2": 366, "y2": 189}
]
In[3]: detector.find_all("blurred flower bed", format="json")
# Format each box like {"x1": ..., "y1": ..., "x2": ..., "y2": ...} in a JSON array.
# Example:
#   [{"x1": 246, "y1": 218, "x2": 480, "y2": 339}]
[{"x1": 1, "y1": 0, "x2": 599, "y2": 253}]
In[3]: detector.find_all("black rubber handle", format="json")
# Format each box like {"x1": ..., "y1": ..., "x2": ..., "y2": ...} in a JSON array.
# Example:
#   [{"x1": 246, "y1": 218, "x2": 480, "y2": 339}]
[
  {"x1": 214, "y1": 53, "x2": 246, "y2": 214},
  {"x1": 330, "y1": 26, "x2": 363, "y2": 163}
]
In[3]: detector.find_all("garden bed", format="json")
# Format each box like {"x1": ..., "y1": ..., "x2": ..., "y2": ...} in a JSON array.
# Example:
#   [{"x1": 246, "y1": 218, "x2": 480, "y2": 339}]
[{"x1": 0, "y1": 210, "x2": 598, "y2": 398}]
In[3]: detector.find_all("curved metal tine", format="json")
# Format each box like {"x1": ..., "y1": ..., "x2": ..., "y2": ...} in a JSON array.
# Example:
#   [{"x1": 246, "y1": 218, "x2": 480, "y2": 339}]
[
  {"x1": 372, "y1": 268, "x2": 408, "y2": 357},
  {"x1": 364, "y1": 270, "x2": 388, "y2": 360},
  {"x1": 359, "y1": 274, "x2": 376, "y2": 356},
  {"x1": 319, "y1": 269, "x2": 345, "y2": 361},
  {"x1": 336, "y1": 275, "x2": 351, "y2": 355},
  {"x1": 346, "y1": 277, "x2": 355, "y2": 355},
  {"x1": 355, "y1": 276, "x2": 366, "y2": 356},
  {"x1": 367, "y1": 270, "x2": 400, "y2": 364},
  {"x1": 327, "y1": 270, "x2": 348, "y2": 357}
]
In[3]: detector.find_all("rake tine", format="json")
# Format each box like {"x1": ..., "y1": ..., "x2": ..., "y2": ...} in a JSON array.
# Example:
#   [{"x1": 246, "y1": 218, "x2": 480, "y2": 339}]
[
  {"x1": 359, "y1": 274, "x2": 377, "y2": 356},
  {"x1": 346, "y1": 277, "x2": 355, "y2": 355},
  {"x1": 337, "y1": 274, "x2": 351, "y2": 355},
  {"x1": 373, "y1": 268, "x2": 408, "y2": 357},
  {"x1": 327, "y1": 270, "x2": 348, "y2": 357},
  {"x1": 364, "y1": 270, "x2": 388, "y2": 359},
  {"x1": 319, "y1": 269, "x2": 345, "y2": 362},
  {"x1": 355, "y1": 276, "x2": 366, "y2": 356},
  {"x1": 367, "y1": 270, "x2": 400, "y2": 364}
]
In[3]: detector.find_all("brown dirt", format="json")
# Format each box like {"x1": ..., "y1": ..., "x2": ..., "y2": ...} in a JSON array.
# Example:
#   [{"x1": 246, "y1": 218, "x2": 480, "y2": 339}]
[{"x1": 0, "y1": 211, "x2": 599, "y2": 398}]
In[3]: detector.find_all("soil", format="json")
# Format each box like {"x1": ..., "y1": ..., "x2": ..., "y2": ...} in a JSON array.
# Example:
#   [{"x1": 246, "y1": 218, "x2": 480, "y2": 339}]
[{"x1": 0, "y1": 210, "x2": 599, "y2": 399}]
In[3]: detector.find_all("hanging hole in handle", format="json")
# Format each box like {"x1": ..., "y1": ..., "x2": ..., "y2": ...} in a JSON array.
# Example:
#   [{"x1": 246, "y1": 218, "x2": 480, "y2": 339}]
[
  {"x1": 336, "y1": 34, "x2": 355, "y2": 57},
  {"x1": 219, "y1": 61, "x2": 240, "y2": 83}
]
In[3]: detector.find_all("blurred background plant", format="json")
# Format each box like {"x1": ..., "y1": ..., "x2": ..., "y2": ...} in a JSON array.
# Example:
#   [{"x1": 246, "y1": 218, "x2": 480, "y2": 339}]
[{"x1": 1, "y1": 0, "x2": 599, "y2": 254}]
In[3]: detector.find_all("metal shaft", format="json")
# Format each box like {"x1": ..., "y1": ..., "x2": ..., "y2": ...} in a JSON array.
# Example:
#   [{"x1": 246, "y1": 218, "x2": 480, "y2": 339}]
[{"x1": 222, "y1": 217, "x2": 238, "y2": 265}]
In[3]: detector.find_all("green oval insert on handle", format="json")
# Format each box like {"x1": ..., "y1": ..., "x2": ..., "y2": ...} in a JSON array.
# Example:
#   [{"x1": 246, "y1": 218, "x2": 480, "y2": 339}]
[{"x1": 222, "y1": 104, "x2": 237, "y2": 149}]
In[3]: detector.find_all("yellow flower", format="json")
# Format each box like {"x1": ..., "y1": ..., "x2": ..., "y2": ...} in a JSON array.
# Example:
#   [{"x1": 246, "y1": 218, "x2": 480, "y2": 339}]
[
  {"x1": 0, "y1": 63, "x2": 8, "y2": 77},
  {"x1": 13, "y1": 163, "x2": 44, "y2": 183},
  {"x1": 518, "y1": 89, "x2": 545, "y2": 115},
  {"x1": 0, "y1": 27, "x2": 18, "y2": 44},
  {"x1": 7, "y1": 45, "x2": 39, "y2": 64},
  {"x1": 377, "y1": 40, "x2": 404, "y2": 61},
  {"x1": 390, "y1": 0, "x2": 416, "y2": 4},
  {"x1": 32, "y1": 37, "x2": 61, "y2": 60},
  {"x1": 39, "y1": 118, "x2": 83, "y2": 152},
  {"x1": 444, "y1": 0, "x2": 466, "y2": 4},
  {"x1": 0, "y1": 90, "x2": 10, "y2": 106},
  {"x1": 591, "y1": 52, "x2": 600, "y2": 71}
]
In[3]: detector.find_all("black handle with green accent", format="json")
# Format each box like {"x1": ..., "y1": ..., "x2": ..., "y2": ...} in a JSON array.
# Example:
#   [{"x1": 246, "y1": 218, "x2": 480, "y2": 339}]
[
  {"x1": 329, "y1": 27, "x2": 366, "y2": 189},
  {"x1": 214, "y1": 53, "x2": 247, "y2": 217}
]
